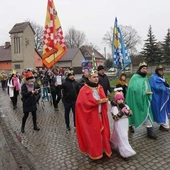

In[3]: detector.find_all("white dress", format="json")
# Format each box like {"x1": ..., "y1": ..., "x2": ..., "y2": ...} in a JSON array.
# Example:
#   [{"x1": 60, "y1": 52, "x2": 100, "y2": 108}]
[{"x1": 110, "y1": 106, "x2": 136, "y2": 158}]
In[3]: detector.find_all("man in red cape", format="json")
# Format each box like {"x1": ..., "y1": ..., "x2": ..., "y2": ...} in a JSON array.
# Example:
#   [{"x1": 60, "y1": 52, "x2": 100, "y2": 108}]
[{"x1": 76, "y1": 70, "x2": 112, "y2": 160}]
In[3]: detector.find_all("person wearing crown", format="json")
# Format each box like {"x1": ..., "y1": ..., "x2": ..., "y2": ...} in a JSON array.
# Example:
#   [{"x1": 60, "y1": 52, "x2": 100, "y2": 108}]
[
  {"x1": 76, "y1": 69, "x2": 112, "y2": 160},
  {"x1": 21, "y1": 72, "x2": 40, "y2": 133},
  {"x1": 150, "y1": 65, "x2": 170, "y2": 131},
  {"x1": 7, "y1": 70, "x2": 21, "y2": 109},
  {"x1": 126, "y1": 62, "x2": 157, "y2": 139}
]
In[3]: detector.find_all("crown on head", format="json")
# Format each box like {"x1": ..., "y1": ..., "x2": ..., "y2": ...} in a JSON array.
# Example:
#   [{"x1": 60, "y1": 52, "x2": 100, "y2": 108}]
[
  {"x1": 12, "y1": 70, "x2": 17, "y2": 75},
  {"x1": 156, "y1": 65, "x2": 163, "y2": 70},
  {"x1": 68, "y1": 70, "x2": 74, "y2": 74},
  {"x1": 139, "y1": 62, "x2": 147, "y2": 68},
  {"x1": 89, "y1": 69, "x2": 98, "y2": 76}
]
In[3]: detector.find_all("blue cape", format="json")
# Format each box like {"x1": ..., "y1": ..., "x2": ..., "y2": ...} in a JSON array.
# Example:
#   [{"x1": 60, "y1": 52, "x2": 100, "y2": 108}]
[{"x1": 150, "y1": 73, "x2": 170, "y2": 123}]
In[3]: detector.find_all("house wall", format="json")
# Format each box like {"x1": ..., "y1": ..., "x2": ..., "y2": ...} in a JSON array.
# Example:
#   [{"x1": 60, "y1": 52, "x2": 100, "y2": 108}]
[
  {"x1": 55, "y1": 61, "x2": 72, "y2": 68},
  {"x1": 10, "y1": 25, "x2": 35, "y2": 71},
  {"x1": 22, "y1": 26, "x2": 35, "y2": 69},
  {"x1": 72, "y1": 50, "x2": 84, "y2": 67},
  {"x1": 0, "y1": 62, "x2": 11, "y2": 70},
  {"x1": 35, "y1": 51, "x2": 43, "y2": 68}
]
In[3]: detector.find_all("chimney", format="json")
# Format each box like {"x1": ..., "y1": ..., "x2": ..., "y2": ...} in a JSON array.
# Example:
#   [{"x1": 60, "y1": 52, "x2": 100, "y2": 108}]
[{"x1": 4, "y1": 42, "x2": 10, "y2": 49}]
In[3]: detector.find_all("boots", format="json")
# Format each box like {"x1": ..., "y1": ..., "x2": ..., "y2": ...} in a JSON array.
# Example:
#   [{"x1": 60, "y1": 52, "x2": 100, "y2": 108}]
[
  {"x1": 147, "y1": 127, "x2": 157, "y2": 139},
  {"x1": 34, "y1": 126, "x2": 40, "y2": 131},
  {"x1": 21, "y1": 120, "x2": 25, "y2": 133},
  {"x1": 129, "y1": 126, "x2": 135, "y2": 134},
  {"x1": 21, "y1": 126, "x2": 25, "y2": 133}
]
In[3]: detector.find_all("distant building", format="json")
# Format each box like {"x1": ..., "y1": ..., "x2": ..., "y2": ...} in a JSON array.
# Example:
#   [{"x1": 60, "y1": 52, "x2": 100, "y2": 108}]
[
  {"x1": 80, "y1": 45, "x2": 105, "y2": 66},
  {"x1": 9, "y1": 22, "x2": 36, "y2": 70},
  {"x1": 0, "y1": 22, "x2": 105, "y2": 74},
  {"x1": 0, "y1": 42, "x2": 11, "y2": 70}
]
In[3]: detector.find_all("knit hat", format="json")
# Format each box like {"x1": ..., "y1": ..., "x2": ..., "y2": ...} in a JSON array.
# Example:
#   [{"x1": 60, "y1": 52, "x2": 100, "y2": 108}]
[
  {"x1": 114, "y1": 93, "x2": 124, "y2": 102},
  {"x1": 138, "y1": 62, "x2": 147, "y2": 71},
  {"x1": 97, "y1": 65, "x2": 104, "y2": 71},
  {"x1": 25, "y1": 72, "x2": 34, "y2": 80}
]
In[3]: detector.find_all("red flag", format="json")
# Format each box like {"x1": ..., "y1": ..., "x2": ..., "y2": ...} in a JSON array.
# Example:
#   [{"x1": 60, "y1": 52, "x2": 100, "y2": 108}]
[{"x1": 42, "y1": 0, "x2": 66, "y2": 69}]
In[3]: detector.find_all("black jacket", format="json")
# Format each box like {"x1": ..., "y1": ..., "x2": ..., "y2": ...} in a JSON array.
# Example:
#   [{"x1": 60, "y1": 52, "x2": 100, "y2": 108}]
[
  {"x1": 78, "y1": 75, "x2": 88, "y2": 89},
  {"x1": 48, "y1": 76, "x2": 61, "y2": 93},
  {"x1": 98, "y1": 73, "x2": 112, "y2": 96},
  {"x1": 21, "y1": 84, "x2": 37, "y2": 113},
  {"x1": 62, "y1": 78, "x2": 79, "y2": 102}
]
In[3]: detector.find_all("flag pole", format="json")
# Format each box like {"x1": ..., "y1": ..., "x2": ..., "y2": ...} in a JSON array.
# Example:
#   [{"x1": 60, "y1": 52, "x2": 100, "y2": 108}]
[{"x1": 42, "y1": 0, "x2": 66, "y2": 69}]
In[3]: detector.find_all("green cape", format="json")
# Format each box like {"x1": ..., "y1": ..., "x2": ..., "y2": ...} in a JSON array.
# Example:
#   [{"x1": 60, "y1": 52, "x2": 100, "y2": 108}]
[{"x1": 126, "y1": 74, "x2": 153, "y2": 128}]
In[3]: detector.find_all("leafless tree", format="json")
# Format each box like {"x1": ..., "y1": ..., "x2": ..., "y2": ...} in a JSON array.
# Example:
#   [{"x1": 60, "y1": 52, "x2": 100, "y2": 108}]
[
  {"x1": 103, "y1": 25, "x2": 141, "y2": 54},
  {"x1": 64, "y1": 27, "x2": 86, "y2": 48},
  {"x1": 28, "y1": 20, "x2": 44, "y2": 51}
]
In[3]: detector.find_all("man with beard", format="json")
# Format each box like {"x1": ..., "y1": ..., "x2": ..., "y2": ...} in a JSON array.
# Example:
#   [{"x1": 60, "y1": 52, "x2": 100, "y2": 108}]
[
  {"x1": 150, "y1": 65, "x2": 170, "y2": 131},
  {"x1": 126, "y1": 62, "x2": 157, "y2": 139}
]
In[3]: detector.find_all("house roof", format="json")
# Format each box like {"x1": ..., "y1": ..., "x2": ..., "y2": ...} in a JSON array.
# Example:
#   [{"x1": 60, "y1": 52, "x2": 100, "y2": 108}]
[
  {"x1": 59, "y1": 48, "x2": 79, "y2": 61},
  {"x1": 0, "y1": 45, "x2": 11, "y2": 61},
  {"x1": 80, "y1": 45, "x2": 105, "y2": 60},
  {"x1": 9, "y1": 22, "x2": 35, "y2": 34}
]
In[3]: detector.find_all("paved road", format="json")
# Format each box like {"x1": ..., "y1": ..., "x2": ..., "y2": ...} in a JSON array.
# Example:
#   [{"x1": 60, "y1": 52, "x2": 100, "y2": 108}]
[{"x1": 0, "y1": 88, "x2": 170, "y2": 170}]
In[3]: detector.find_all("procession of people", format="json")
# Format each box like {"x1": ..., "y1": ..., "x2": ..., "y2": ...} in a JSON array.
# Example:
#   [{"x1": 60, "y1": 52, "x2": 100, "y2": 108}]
[{"x1": 1, "y1": 62, "x2": 170, "y2": 161}]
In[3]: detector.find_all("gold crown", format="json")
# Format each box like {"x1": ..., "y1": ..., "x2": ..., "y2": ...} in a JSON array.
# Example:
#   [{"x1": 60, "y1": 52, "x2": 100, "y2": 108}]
[
  {"x1": 68, "y1": 70, "x2": 74, "y2": 74},
  {"x1": 139, "y1": 62, "x2": 147, "y2": 68},
  {"x1": 155, "y1": 65, "x2": 163, "y2": 70},
  {"x1": 12, "y1": 70, "x2": 17, "y2": 75},
  {"x1": 89, "y1": 69, "x2": 98, "y2": 76}
]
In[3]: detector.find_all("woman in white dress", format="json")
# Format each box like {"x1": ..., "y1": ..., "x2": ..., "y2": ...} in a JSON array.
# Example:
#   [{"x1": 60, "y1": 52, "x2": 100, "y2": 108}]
[{"x1": 110, "y1": 93, "x2": 136, "y2": 161}]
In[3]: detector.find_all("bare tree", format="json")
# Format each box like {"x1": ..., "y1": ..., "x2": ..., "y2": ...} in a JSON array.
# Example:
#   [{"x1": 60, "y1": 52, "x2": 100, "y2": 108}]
[
  {"x1": 103, "y1": 25, "x2": 141, "y2": 54},
  {"x1": 65, "y1": 27, "x2": 86, "y2": 48},
  {"x1": 28, "y1": 20, "x2": 44, "y2": 51}
]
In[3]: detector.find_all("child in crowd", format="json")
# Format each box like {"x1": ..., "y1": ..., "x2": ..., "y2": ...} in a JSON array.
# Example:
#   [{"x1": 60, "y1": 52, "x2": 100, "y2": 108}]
[{"x1": 110, "y1": 92, "x2": 136, "y2": 161}]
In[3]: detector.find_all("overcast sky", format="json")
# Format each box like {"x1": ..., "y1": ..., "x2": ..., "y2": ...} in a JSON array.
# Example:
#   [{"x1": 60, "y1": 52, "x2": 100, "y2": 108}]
[{"x1": 0, "y1": 0, "x2": 170, "y2": 54}]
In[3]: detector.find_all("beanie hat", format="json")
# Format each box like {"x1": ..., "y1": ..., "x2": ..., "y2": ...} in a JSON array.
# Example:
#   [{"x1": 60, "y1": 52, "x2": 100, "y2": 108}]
[
  {"x1": 114, "y1": 93, "x2": 124, "y2": 102},
  {"x1": 25, "y1": 72, "x2": 34, "y2": 80},
  {"x1": 97, "y1": 65, "x2": 104, "y2": 71}
]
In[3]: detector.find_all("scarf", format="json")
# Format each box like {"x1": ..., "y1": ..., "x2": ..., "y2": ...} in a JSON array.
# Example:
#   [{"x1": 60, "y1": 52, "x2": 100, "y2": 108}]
[
  {"x1": 26, "y1": 83, "x2": 34, "y2": 92},
  {"x1": 136, "y1": 70, "x2": 147, "y2": 77},
  {"x1": 12, "y1": 77, "x2": 20, "y2": 91},
  {"x1": 86, "y1": 79, "x2": 98, "y2": 87}
]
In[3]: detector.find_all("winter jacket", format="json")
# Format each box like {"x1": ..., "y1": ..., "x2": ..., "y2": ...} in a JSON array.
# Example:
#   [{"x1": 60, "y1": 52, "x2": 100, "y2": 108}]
[
  {"x1": 62, "y1": 78, "x2": 79, "y2": 102},
  {"x1": 98, "y1": 73, "x2": 112, "y2": 96},
  {"x1": 21, "y1": 84, "x2": 37, "y2": 113},
  {"x1": 48, "y1": 76, "x2": 61, "y2": 93}
]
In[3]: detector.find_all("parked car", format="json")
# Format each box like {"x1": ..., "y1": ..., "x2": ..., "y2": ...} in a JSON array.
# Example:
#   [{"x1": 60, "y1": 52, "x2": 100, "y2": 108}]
[{"x1": 108, "y1": 68, "x2": 116, "y2": 72}]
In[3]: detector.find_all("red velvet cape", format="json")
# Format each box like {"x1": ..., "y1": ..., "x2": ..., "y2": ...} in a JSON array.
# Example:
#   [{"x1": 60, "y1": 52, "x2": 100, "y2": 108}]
[{"x1": 76, "y1": 84, "x2": 112, "y2": 160}]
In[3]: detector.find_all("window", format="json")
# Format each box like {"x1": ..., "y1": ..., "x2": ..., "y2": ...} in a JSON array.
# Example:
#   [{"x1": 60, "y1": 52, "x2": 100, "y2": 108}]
[
  {"x1": 14, "y1": 64, "x2": 20, "y2": 69},
  {"x1": 14, "y1": 35, "x2": 20, "y2": 54}
]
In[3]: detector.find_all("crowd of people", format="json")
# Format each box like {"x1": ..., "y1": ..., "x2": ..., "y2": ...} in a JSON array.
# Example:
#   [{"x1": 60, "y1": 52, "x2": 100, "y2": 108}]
[{"x1": 0, "y1": 62, "x2": 170, "y2": 161}]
